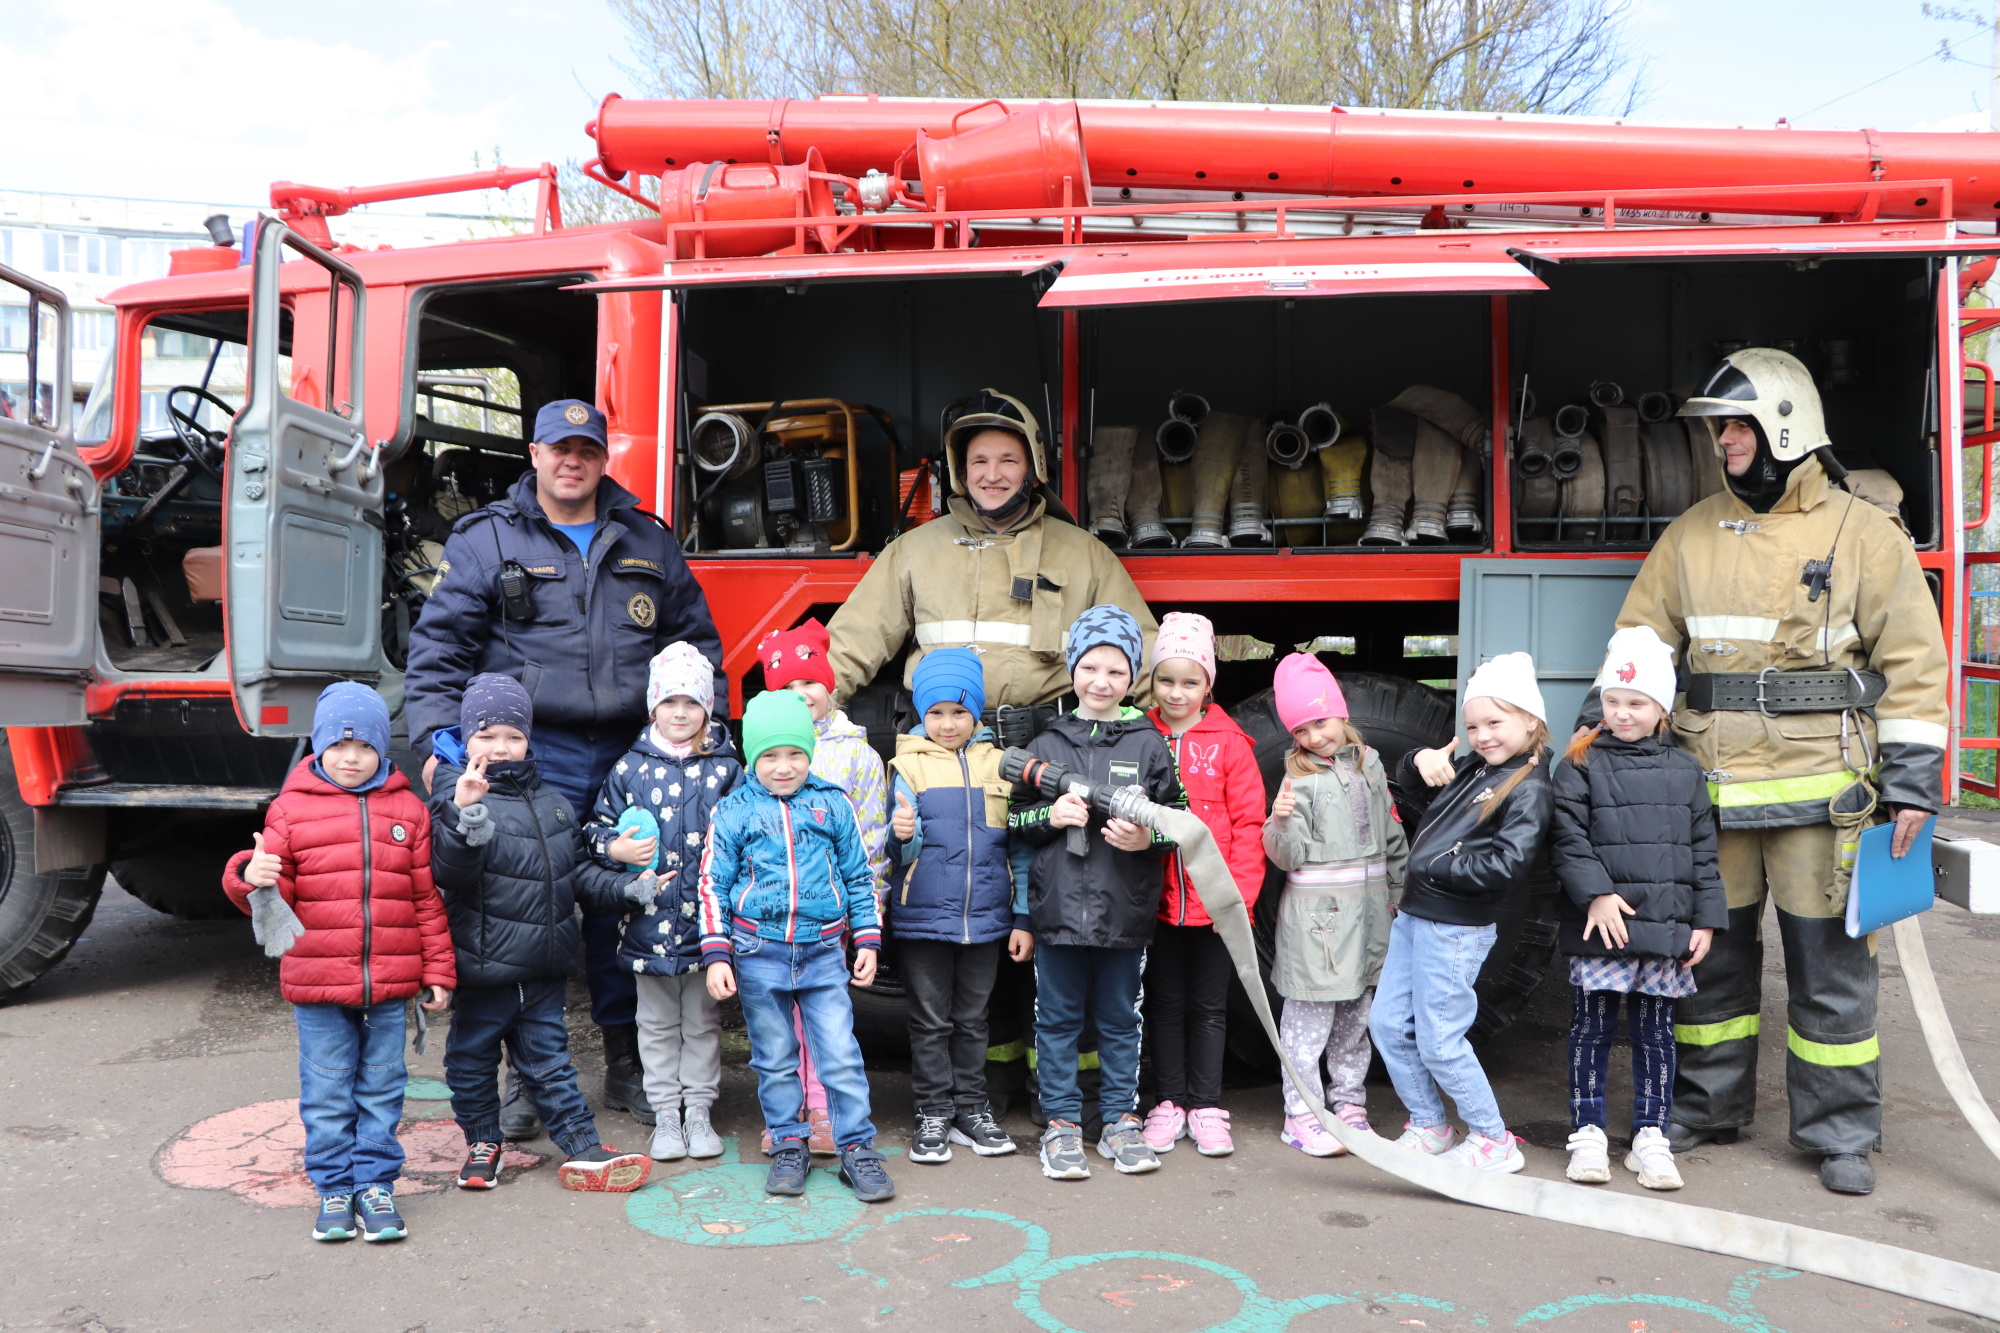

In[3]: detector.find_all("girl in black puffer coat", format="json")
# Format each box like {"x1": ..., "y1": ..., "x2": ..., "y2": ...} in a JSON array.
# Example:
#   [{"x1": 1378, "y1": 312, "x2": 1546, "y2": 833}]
[{"x1": 1550, "y1": 628, "x2": 1726, "y2": 1193}]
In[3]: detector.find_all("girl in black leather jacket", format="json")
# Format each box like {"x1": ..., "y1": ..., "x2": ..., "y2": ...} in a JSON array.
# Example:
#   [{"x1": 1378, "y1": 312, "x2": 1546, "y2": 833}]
[{"x1": 1368, "y1": 652, "x2": 1555, "y2": 1176}]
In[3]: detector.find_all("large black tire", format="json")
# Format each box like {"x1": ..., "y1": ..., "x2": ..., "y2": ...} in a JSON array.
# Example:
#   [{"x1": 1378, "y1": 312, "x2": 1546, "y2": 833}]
[
  {"x1": 0, "y1": 733, "x2": 107, "y2": 997},
  {"x1": 1224, "y1": 669, "x2": 1558, "y2": 1076},
  {"x1": 113, "y1": 814, "x2": 258, "y2": 920}
]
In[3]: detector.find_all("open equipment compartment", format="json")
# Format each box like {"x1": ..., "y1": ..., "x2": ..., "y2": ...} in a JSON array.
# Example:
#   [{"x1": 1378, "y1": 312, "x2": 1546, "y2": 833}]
[
  {"x1": 1079, "y1": 290, "x2": 1494, "y2": 551},
  {"x1": 672, "y1": 271, "x2": 1060, "y2": 556},
  {"x1": 1507, "y1": 254, "x2": 1942, "y2": 551}
]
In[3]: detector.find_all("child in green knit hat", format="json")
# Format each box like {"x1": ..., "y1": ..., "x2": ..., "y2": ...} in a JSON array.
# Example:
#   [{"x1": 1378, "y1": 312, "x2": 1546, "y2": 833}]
[{"x1": 695, "y1": 688, "x2": 896, "y2": 1204}]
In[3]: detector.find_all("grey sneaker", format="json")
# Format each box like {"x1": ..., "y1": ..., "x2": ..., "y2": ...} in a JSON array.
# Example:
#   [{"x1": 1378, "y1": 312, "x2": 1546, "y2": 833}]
[
  {"x1": 1096, "y1": 1114, "x2": 1162, "y2": 1174},
  {"x1": 650, "y1": 1112, "x2": 687, "y2": 1161},
  {"x1": 683, "y1": 1104, "x2": 723, "y2": 1159},
  {"x1": 1039, "y1": 1120, "x2": 1091, "y2": 1180}
]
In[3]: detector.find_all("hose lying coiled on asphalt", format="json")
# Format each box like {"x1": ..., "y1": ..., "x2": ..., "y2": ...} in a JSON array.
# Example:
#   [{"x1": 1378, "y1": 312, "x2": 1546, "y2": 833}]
[{"x1": 1020, "y1": 762, "x2": 2000, "y2": 1324}]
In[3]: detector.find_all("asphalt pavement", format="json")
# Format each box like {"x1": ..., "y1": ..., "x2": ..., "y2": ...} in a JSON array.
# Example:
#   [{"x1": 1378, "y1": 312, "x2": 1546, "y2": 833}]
[{"x1": 3, "y1": 852, "x2": 1999, "y2": 1333}]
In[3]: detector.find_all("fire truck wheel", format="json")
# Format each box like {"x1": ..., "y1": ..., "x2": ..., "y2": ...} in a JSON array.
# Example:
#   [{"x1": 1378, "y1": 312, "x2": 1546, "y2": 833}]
[
  {"x1": 1224, "y1": 671, "x2": 1557, "y2": 1073},
  {"x1": 113, "y1": 815, "x2": 256, "y2": 921},
  {"x1": 0, "y1": 733, "x2": 108, "y2": 998}
]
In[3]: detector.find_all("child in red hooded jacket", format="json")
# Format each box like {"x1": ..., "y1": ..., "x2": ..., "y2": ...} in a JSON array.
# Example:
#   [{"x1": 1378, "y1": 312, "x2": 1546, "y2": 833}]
[
  {"x1": 1141, "y1": 613, "x2": 1267, "y2": 1158},
  {"x1": 222, "y1": 682, "x2": 455, "y2": 1245}
]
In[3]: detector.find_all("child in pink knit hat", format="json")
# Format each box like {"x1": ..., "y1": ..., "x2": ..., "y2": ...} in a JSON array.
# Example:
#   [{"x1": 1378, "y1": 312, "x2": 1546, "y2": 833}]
[
  {"x1": 1139, "y1": 613, "x2": 1266, "y2": 1158},
  {"x1": 1262, "y1": 653, "x2": 1407, "y2": 1158}
]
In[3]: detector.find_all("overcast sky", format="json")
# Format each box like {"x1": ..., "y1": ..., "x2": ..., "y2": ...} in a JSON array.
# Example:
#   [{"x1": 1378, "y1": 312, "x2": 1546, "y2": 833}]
[{"x1": 2, "y1": 0, "x2": 1994, "y2": 210}]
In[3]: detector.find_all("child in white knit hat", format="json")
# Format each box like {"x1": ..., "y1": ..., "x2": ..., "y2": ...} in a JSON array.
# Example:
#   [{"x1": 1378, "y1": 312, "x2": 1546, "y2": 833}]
[
  {"x1": 1549, "y1": 627, "x2": 1725, "y2": 1192},
  {"x1": 1372, "y1": 651, "x2": 1554, "y2": 1174},
  {"x1": 587, "y1": 641, "x2": 744, "y2": 1163}
]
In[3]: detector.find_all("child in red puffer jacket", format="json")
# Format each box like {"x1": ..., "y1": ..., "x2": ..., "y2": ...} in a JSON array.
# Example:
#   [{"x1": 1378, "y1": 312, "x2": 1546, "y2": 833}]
[
  {"x1": 222, "y1": 682, "x2": 455, "y2": 1245},
  {"x1": 1141, "y1": 613, "x2": 1267, "y2": 1158}
]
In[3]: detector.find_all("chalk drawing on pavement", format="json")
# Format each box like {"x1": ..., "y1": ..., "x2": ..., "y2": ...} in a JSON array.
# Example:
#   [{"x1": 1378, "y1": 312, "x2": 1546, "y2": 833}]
[{"x1": 154, "y1": 1097, "x2": 546, "y2": 1207}]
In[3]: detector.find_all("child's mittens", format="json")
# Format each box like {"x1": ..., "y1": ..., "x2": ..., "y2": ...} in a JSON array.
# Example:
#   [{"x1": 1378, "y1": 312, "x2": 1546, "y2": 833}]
[
  {"x1": 246, "y1": 887, "x2": 306, "y2": 958},
  {"x1": 611, "y1": 806, "x2": 662, "y2": 871},
  {"x1": 624, "y1": 869, "x2": 672, "y2": 907}
]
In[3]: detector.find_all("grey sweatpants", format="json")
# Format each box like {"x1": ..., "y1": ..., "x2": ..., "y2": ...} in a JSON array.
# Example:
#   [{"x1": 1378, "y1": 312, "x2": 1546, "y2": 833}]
[
  {"x1": 635, "y1": 971, "x2": 722, "y2": 1113},
  {"x1": 1280, "y1": 989, "x2": 1375, "y2": 1117}
]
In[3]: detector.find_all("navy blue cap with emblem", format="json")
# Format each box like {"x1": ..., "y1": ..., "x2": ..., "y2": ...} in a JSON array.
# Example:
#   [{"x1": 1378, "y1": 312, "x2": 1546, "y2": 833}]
[{"x1": 533, "y1": 399, "x2": 608, "y2": 449}]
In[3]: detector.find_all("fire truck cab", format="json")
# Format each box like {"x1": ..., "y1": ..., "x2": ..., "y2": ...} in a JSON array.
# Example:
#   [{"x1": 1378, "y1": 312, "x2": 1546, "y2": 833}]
[{"x1": 1, "y1": 101, "x2": 1991, "y2": 1071}]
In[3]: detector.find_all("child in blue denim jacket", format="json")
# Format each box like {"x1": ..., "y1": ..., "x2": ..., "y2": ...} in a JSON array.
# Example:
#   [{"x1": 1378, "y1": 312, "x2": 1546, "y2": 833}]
[{"x1": 697, "y1": 688, "x2": 895, "y2": 1205}]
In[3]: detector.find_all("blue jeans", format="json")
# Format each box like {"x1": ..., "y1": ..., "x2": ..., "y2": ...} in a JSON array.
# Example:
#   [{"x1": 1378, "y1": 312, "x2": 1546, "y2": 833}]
[
  {"x1": 732, "y1": 930, "x2": 875, "y2": 1148},
  {"x1": 1368, "y1": 913, "x2": 1505, "y2": 1138},
  {"x1": 533, "y1": 724, "x2": 640, "y2": 1028},
  {"x1": 294, "y1": 1001, "x2": 409, "y2": 1196},
  {"x1": 444, "y1": 980, "x2": 600, "y2": 1157},
  {"x1": 1034, "y1": 943, "x2": 1145, "y2": 1126}
]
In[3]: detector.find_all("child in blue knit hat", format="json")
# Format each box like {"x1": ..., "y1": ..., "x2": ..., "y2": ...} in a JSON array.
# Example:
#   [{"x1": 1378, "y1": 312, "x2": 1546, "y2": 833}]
[{"x1": 886, "y1": 647, "x2": 1034, "y2": 1166}]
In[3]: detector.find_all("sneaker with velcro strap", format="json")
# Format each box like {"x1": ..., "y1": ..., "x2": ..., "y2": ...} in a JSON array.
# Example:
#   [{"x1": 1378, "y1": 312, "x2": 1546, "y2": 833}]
[
  {"x1": 1039, "y1": 1120, "x2": 1091, "y2": 1180},
  {"x1": 1095, "y1": 1114, "x2": 1162, "y2": 1174},
  {"x1": 838, "y1": 1144, "x2": 897, "y2": 1202}
]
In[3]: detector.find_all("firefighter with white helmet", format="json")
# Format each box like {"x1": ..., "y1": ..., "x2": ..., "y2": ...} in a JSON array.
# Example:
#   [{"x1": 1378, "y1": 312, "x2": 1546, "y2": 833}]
[
  {"x1": 827, "y1": 389, "x2": 1156, "y2": 737},
  {"x1": 1611, "y1": 347, "x2": 1949, "y2": 1197}
]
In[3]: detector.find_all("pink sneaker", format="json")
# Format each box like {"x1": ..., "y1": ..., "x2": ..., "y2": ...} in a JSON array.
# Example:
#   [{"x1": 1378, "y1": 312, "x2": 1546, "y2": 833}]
[
  {"x1": 1441, "y1": 1130, "x2": 1527, "y2": 1173},
  {"x1": 1142, "y1": 1101, "x2": 1186, "y2": 1153},
  {"x1": 1334, "y1": 1103, "x2": 1376, "y2": 1135},
  {"x1": 1186, "y1": 1107, "x2": 1234, "y2": 1156},
  {"x1": 1281, "y1": 1112, "x2": 1344, "y2": 1157},
  {"x1": 1391, "y1": 1121, "x2": 1457, "y2": 1156}
]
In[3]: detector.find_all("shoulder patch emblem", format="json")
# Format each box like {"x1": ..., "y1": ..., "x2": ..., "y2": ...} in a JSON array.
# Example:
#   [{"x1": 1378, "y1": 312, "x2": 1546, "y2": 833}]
[
  {"x1": 565, "y1": 403, "x2": 590, "y2": 425},
  {"x1": 628, "y1": 593, "x2": 657, "y2": 628},
  {"x1": 391, "y1": 824, "x2": 408, "y2": 843},
  {"x1": 435, "y1": 558, "x2": 449, "y2": 584}
]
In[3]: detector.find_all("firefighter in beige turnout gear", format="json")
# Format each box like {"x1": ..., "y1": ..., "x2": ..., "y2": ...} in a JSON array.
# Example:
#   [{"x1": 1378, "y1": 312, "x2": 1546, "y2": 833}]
[
  {"x1": 1611, "y1": 348, "x2": 1948, "y2": 1197},
  {"x1": 828, "y1": 390, "x2": 1157, "y2": 731}
]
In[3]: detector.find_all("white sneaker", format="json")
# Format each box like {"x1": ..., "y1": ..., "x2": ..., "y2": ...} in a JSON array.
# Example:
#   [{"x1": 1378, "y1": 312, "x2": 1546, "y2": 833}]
[
  {"x1": 1390, "y1": 1121, "x2": 1457, "y2": 1156},
  {"x1": 1565, "y1": 1125, "x2": 1610, "y2": 1183},
  {"x1": 1625, "y1": 1126, "x2": 1684, "y2": 1190},
  {"x1": 1441, "y1": 1131, "x2": 1526, "y2": 1173}
]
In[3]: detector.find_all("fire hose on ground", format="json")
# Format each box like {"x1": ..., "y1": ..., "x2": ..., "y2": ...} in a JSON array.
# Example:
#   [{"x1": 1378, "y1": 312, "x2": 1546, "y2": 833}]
[{"x1": 998, "y1": 748, "x2": 2000, "y2": 1323}]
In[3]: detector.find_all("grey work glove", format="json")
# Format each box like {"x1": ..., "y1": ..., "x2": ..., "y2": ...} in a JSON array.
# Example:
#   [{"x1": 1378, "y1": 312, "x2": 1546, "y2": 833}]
[{"x1": 245, "y1": 886, "x2": 306, "y2": 958}]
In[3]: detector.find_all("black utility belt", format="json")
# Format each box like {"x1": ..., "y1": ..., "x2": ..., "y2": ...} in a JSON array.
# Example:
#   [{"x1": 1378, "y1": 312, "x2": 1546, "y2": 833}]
[
  {"x1": 983, "y1": 701, "x2": 1069, "y2": 749},
  {"x1": 1685, "y1": 669, "x2": 1886, "y2": 715}
]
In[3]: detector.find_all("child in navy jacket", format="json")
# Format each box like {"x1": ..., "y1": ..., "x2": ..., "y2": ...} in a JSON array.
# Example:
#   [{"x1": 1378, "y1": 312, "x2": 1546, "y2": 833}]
[{"x1": 590, "y1": 642, "x2": 743, "y2": 1164}]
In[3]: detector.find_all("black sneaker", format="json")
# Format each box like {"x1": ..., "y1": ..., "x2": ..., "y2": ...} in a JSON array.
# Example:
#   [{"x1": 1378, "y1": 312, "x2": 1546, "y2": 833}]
[
  {"x1": 458, "y1": 1141, "x2": 503, "y2": 1189},
  {"x1": 949, "y1": 1107, "x2": 1018, "y2": 1157},
  {"x1": 311, "y1": 1194, "x2": 356, "y2": 1242},
  {"x1": 556, "y1": 1144, "x2": 652, "y2": 1193},
  {"x1": 766, "y1": 1139, "x2": 811, "y2": 1196},
  {"x1": 910, "y1": 1113, "x2": 953, "y2": 1164},
  {"x1": 838, "y1": 1145, "x2": 897, "y2": 1202},
  {"x1": 354, "y1": 1187, "x2": 406, "y2": 1242}
]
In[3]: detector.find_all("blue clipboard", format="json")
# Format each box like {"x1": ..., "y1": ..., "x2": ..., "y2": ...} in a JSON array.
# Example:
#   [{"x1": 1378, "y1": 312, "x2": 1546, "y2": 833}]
[{"x1": 1845, "y1": 815, "x2": 1937, "y2": 938}]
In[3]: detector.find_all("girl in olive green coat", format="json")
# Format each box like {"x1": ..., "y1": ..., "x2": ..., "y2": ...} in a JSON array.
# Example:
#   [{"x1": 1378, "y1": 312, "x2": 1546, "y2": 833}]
[{"x1": 1262, "y1": 653, "x2": 1408, "y2": 1157}]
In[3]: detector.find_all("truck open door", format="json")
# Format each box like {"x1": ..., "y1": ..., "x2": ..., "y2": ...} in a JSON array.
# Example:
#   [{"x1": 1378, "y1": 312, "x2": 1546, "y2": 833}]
[
  {"x1": 224, "y1": 219, "x2": 383, "y2": 737},
  {"x1": 0, "y1": 264, "x2": 98, "y2": 725}
]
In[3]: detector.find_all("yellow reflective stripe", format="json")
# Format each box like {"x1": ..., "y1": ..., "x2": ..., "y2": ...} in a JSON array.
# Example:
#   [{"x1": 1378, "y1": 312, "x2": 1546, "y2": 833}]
[
  {"x1": 1707, "y1": 770, "x2": 1857, "y2": 808},
  {"x1": 986, "y1": 1038, "x2": 1030, "y2": 1063},
  {"x1": 1023, "y1": 1048, "x2": 1099, "y2": 1071},
  {"x1": 1787, "y1": 1027, "x2": 1880, "y2": 1066},
  {"x1": 1674, "y1": 1014, "x2": 1761, "y2": 1046}
]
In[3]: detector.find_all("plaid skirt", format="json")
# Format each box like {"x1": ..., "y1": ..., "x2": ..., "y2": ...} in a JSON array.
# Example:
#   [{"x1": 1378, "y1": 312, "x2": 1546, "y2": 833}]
[{"x1": 1568, "y1": 953, "x2": 1698, "y2": 998}]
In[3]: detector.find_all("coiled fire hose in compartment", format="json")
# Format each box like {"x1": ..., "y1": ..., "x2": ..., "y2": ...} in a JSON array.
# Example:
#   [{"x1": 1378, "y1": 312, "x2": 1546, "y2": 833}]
[{"x1": 997, "y1": 746, "x2": 2000, "y2": 1323}]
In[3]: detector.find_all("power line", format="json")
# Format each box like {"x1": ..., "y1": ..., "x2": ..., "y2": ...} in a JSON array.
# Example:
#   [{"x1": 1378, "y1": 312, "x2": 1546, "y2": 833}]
[{"x1": 1792, "y1": 30, "x2": 1987, "y2": 122}]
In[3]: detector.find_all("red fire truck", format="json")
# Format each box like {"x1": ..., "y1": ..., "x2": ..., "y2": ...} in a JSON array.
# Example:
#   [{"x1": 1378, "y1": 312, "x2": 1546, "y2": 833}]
[{"x1": 3, "y1": 100, "x2": 1994, "y2": 1067}]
